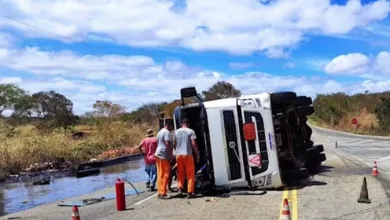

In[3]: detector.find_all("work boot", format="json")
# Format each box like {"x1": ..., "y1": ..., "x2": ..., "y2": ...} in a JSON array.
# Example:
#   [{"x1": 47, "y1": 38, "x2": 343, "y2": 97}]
[
  {"x1": 177, "y1": 188, "x2": 185, "y2": 195},
  {"x1": 157, "y1": 194, "x2": 168, "y2": 199},
  {"x1": 149, "y1": 186, "x2": 156, "y2": 192},
  {"x1": 187, "y1": 193, "x2": 196, "y2": 199},
  {"x1": 146, "y1": 182, "x2": 150, "y2": 189}
]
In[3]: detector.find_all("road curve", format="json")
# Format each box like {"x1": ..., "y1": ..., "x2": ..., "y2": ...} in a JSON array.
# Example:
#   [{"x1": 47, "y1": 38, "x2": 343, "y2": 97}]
[{"x1": 311, "y1": 125, "x2": 390, "y2": 175}]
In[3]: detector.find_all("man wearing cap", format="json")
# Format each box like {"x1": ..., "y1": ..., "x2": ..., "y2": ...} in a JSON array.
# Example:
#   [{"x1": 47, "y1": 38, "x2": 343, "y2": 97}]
[
  {"x1": 138, "y1": 128, "x2": 158, "y2": 191},
  {"x1": 155, "y1": 121, "x2": 174, "y2": 199}
]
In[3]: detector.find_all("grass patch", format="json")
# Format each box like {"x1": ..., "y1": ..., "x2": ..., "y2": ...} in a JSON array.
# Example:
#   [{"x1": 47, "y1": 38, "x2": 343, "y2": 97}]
[
  {"x1": 310, "y1": 107, "x2": 389, "y2": 136},
  {"x1": 0, "y1": 120, "x2": 158, "y2": 179}
]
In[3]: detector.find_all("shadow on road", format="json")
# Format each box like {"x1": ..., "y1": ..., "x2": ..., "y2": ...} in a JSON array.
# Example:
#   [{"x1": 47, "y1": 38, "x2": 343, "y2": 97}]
[{"x1": 317, "y1": 165, "x2": 334, "y2": 174}]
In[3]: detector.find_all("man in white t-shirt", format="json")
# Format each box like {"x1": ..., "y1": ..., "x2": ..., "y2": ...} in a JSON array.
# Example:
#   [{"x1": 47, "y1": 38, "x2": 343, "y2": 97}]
[
  {"x1": 155, "y1": 122, "x2": 174, "y2": 199},
  {"x1": 174, "y1": 118, "x2": 199, "y2": 199}
]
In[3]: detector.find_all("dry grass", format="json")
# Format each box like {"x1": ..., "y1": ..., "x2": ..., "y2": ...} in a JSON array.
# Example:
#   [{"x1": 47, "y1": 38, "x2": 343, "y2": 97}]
[
  {"x1": 0, "y1": 120, "x2": 158, "y2": 180},
  {"x1": 310, "y1": 107, "x2": 388, "y2": 135}
]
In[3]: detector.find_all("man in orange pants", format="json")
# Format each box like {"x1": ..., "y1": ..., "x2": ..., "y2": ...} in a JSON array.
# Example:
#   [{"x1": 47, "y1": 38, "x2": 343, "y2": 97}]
[
  {"x1": 154, "y1": 122, "x2": 174, "y2": 199},
  {"x1": 174, "y1": 118, "x2": 199, "y2": 199}
]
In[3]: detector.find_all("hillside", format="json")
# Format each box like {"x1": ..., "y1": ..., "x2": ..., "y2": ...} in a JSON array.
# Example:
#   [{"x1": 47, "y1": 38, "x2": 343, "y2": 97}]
[{"x1": 310, "y1": 91, "x2": 390, "y2": 136}]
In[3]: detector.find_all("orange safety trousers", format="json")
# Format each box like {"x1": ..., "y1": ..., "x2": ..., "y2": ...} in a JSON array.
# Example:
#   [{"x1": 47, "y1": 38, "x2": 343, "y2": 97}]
[
  {"x1": 176, "y1": 155, "x2": 195, "y2": 193},
  {"x1": 156, "y1": 158, "x2": 170, "y2": 195}
]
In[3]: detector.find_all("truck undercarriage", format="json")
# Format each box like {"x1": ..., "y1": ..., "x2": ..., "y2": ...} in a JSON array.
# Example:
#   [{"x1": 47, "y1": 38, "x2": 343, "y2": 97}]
[{"x1": 270, "y1": 92, "x2": 326, "y2": 183}]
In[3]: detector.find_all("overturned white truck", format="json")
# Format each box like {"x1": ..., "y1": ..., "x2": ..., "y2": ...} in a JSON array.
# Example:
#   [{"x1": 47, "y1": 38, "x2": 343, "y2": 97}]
[{"x1": 160, "y1": 87, "x2": 326, "y2": 191}]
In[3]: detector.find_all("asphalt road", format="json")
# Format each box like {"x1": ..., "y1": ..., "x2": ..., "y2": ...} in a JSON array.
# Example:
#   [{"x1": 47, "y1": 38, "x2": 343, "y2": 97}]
[
  {"x1": 311, "y1": 126, "x2": 390, "y2": 175},
  {"x1": 1, "y1": 127, "x2": 390, "y2": 220}
]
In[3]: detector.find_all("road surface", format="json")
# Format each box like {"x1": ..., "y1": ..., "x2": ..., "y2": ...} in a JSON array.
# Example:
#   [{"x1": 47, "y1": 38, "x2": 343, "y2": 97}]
[
  {"x1": 311, "y1": 126, "x2": 390, "y2": 175},
  {"x1": 1, "y1": 127, "x2": 390, "y2": 220}
]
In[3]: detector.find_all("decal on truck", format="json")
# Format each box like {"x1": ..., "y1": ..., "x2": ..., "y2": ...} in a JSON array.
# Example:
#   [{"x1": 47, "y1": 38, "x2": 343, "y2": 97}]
[
  {"x1": 248, "y1": 154, "x2": 262, "y2": 168},
  {"x1": 268, "y1": 132, "x2": 274, "y2": 150}
]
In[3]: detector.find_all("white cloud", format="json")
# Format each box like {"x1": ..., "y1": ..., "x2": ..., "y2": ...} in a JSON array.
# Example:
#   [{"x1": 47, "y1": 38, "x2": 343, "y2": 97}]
[
  {"x1": 373, "y1": 51, "x2": 390, "y2": 74},
  {"x1": 0, "y1": 47, "x2": 200, "y2": 82},
  {"x1": 229, "y1": 62, "x2": 255, "y2": 69},
  {"x1": 323, "y1": 51, "x2": 390, "y2": 77},
  {"x1": 324, "y1": 53, "x2": 371, "y2": 75},
  {"x1": 1, "y1": 46, "x2": 390, "y2": 115},
  {"x1": 0, "y1": 76, "x2": 22, "y2": 84},
  {"x1": 0, "y1": 0, "x2": 388, "y2": 57}
]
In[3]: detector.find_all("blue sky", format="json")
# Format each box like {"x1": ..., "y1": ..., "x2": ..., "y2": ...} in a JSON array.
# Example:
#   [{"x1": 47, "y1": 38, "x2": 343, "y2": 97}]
[{"x1": 0, "y1": 0, "x2": 390, "y2": 115}]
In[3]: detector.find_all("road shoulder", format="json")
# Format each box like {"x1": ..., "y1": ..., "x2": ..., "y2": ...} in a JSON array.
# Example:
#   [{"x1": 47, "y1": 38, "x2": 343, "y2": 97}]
[{"x1": 297, "y1": 132, "x2": 390, "y2": 219}]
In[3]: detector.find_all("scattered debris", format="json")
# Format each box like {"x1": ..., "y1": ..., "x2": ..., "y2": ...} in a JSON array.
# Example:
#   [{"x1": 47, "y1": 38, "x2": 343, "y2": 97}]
[
  {"x1": 205, "y1": 197, "x2": 217, "y2": 202},
  {"x1": 32, "y1": 177, "x2": 51, "y2": 186},
  {"x1": 24, "y1": 161, "x2": 72, "y2": 173},
  {"x1": 96, "y1": 146, "x2": 139, "y2": 160}
]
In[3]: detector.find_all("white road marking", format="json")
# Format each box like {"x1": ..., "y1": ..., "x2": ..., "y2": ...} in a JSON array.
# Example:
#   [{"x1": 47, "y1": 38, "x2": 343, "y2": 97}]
[
  {"x1": 133, "y1": 193, "x2": 158, "y2": 206},
  {"x1": 378, "y1": 156, "x2": 390, "y2": 161},
  {"x1": 133, "y1": 183, "x2": 178, "y2": 206}
]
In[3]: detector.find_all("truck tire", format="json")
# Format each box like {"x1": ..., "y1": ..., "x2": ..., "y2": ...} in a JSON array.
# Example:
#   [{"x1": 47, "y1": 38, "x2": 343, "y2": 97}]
[
  {"x1": 305, "y1": 140, "x2": 314, "y2": 148},
  {"x1": 282, "y1": 168, "x2": 310, "y2": 184},
  {"x1": 270, "y1": 92, "x2": 297, "y2": 105},
  {"x1": 297, "y1": 106, "x2": 314, "y2": 117},
  {"x1": 306, "y1": 153, "x2": 327, "y2": 174},
  {"x1": 296, "y1": 96, "x2": 312, "y2": 106},
  {"x1": 305, "y1": 125, "x2": 312, "y2": 138},
  {"x1": 306, "y1": 144, "x2": 324, "y2": 155},
  {"x1": 300, "y1": 117, "x2": 308, "y2": 124}
]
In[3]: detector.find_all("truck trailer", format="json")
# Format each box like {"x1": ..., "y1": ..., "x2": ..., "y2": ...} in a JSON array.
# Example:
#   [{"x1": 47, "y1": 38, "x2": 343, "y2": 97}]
[{"x1": 160, "y1": 87, "x2": 326, "y2": 191}]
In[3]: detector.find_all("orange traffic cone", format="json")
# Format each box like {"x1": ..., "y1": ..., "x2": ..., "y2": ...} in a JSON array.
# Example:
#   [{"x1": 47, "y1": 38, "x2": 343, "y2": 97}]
[
  {"x1": 372, "y1": 161, "x2": 379, "y2": 176},
  {"x1": 280, "y1": 198, "x2": 291, "y2": 220},
  {"x1": 72, "y1": 205, "x2": 80, "y2": 220}
]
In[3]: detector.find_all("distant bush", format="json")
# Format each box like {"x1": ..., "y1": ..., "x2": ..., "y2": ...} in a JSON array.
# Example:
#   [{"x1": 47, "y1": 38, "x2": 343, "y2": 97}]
[
  {"x1": 375, "y1": 97, "x2": 390, "y2": 131},
  {"x1": 0, "y1": 121, "x2": 158, "y2": 177},
  {"x1": 311, "y1": 91, "x2": 390, "y2": 135}
]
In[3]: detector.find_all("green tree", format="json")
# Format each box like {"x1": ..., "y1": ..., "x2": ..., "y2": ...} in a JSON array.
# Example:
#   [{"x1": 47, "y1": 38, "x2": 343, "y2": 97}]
[
  {"x1": 0, "y1": 83, "x2": 28, "y2": 115},
  {"x1": 12, "y1": 95, "x2": 35, "y2": 117},
  {"x1": 202, "y1": 81, "x2": 242, "y2": 101},
  {"x1": 93, "y1": 100, "x2": 126, "y2": 118},
  {"x1": 375, "y1": 97, "x2": 390, "y2": 131},
  {"x1": 32, "y1": 91, "x2": 76, "y2": 133},
  {"x1": 92, "y1": 100, "x2": 126, "y2": 119},
  {"x1": 125, "y1": 102, "x2": 165, "y2": 125}
]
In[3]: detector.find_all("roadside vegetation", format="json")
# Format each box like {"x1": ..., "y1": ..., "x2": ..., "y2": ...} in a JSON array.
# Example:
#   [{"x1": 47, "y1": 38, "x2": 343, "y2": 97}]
[
  {"x1": 310, "y1": 91, "x2": 390, "y2": 136},
  {"x1": 0, "y1": 81, "x2": 239, "y2": 181},
  {"x1": 3, "y1": 80, "x2": 387, "y2": 181}
]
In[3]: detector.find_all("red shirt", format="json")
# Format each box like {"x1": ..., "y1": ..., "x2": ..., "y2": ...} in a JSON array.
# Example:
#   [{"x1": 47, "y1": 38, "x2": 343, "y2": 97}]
[{"x1": 140, "y1": 137, "x2": 158, "y2": 165}]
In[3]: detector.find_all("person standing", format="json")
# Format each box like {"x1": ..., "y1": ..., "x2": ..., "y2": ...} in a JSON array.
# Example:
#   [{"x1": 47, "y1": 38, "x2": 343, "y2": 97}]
[
  {"x1": 137, "y1": 129, "x2": 158, "y2": 191},
  {"x1": 174, "y1": 118, "x2": 199, "y2": 199},
  {"x1": 155, "y1": 122, "x2": 174, "y2": 199}
]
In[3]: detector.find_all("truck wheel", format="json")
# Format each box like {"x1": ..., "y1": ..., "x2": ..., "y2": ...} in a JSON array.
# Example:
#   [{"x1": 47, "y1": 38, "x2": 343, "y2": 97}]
[
  {"x1": 305, "y1": 125, "x2": 312, "y2": 138},
  {"x1": 306, "y1": 144, "x2": 324, "y2": 155},
  {"x1": 305, "y1": 140, "x2": 314, "y2": 148},
  {"x1": 296, "y1": 96, "x2": 312, "y2": 106},
  {"x1": 270, "y1": 92, "x2": 297, "y2": 105},
  {"x1": 282, "y1": 168, "x2": 310, "y2": 184},
  {"x1": 306, "y1": 153, "x2": 327, "y2": 174},
  {"x1": 297, "y1": 106, "x2": 314, "y2": 117}
]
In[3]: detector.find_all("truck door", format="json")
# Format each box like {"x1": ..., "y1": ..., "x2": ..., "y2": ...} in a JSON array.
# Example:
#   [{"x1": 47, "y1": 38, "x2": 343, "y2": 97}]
[{"x1": 237, "y1": 101, "x2": 270, "y2": 187}]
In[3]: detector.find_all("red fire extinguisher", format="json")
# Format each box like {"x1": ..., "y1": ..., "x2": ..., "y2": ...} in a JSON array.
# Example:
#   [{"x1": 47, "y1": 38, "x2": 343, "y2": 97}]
[{"x1": 115, "y1": 178, "x2": 126, "y2": 211}]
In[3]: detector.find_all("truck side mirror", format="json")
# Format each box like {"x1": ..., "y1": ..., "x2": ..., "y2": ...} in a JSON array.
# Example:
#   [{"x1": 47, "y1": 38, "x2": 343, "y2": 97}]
[{"x1": 243, "y1": 123, "x2": 256, "y2": 141}]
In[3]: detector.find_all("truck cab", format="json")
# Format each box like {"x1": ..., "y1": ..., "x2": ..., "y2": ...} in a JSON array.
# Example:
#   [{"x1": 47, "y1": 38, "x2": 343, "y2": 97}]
[{"x1": 162, "y1": 87, "x2": 326, "y2": 191}]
